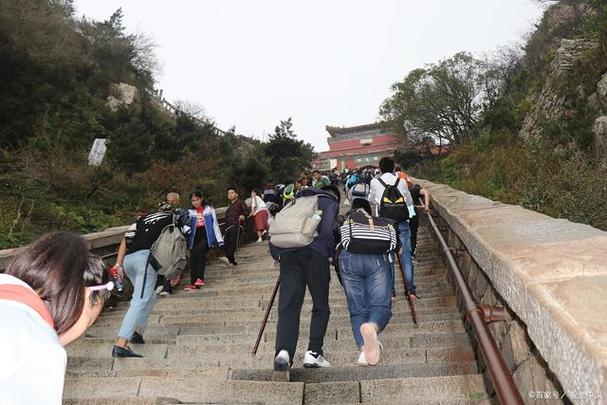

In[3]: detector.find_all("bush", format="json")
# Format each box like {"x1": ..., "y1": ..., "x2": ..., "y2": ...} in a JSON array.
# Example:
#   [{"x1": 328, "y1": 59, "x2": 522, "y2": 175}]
[{"x1": 416, "y1": 137, "x2": 607, "y2": 230}]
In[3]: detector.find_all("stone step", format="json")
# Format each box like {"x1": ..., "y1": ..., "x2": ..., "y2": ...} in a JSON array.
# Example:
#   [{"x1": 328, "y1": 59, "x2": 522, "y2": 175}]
[
  {"x1": 113, "y1": 277, "x2": 452, "y2": 301},
  {"x1": 63, "y1": 378, "x2": 304, "y2": 404},
  {"x1": 170, "y1": 319, "x2": 465, "y2": 340},
  {"x1": 86, "y1": 308, "x2": 461, "y2": 343},
  {"x1": 123, "y1": 294, "x2": 456, "y2": 314},
  {"x1": 164, "y1": 346, "x2": 475, "y2": 368},
  {"x1": 202, "y1": 261, "x2": 445, "y2": 278},
  {"x1": 67, "y1": 342, "x2": 169, "y2": 359},
  {"x1": 200, "y1": 271, "x2": 448, "y2": 288},
  {"x1": 96, "y1": 295, "x2": 458, "y2": 328},
  {"x1": 111, "y1": 296, "x2": 264, "y2": 312},
  {"x1": 89, "y1": 307, "x2": 458, "y2": 333},
  {"x1": 63, "y1": 223, "x2": 489, "y2": 403},
  {"x1": 229, "y1": 361, "x2": 479, "y2": 383},
  {"x1": 71, "y1": 331, "x2": 472, "y2": 356},
  {"x1": 66, "y1": 365, "x2": 229, "y2": 380},
  {"x1": 97, "y1": 305, "x2": 459, "y2": 326},
  {"x1": 167, "y1": 322, "x2": 468, "y2": 349},
  {"x1": 360, "y1": 374, "x2": 489, "y2": 403},
  {"x1": 158, "y1": 311, "x2": 462, "y2": 328},
  {"x1": 171, "y1": 332, "x2": 473, "y2": 353},
  {"x1": 163, "y1": 318, "x2": 464, "y2": 339},
  {"x1": 303, "y1": 374, "x2": 489, "y2": 404}
]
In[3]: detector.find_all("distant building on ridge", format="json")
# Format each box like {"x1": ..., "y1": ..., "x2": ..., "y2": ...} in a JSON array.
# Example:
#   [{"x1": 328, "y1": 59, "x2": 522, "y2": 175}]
[{"x1": 312, "y1": 123, "x2": 406, "y2": 171}]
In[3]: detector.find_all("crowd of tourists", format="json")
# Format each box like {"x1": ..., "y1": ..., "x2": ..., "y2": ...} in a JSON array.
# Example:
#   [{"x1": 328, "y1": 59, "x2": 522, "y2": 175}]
[
  {"x1": 270, "y1": 157, "x2": 429, "y2": 379},
  {"x1": 0, "y1": 156, "x2": 430, "y2": 400}
]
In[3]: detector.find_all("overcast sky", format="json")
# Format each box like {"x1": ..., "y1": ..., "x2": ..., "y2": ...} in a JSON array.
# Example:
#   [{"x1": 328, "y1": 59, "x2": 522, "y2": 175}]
[{"x1": 74, "y1": 0, "x2": 545, "y2": 151}]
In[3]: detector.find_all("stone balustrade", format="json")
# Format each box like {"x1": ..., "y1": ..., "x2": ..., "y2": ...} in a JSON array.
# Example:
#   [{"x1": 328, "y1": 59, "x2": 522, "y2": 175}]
[{"x1": 415, "y1": 178, "x2": 606, "y2": 403}]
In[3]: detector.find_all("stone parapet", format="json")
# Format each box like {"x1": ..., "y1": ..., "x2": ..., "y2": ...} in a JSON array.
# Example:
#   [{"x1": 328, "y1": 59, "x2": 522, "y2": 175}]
[
  {"x1": 415, "y1": 178, "x2": 606, "y2": 404},
  {"x1": 0, "y1": 208, "x2": 230, "y2": 272}
]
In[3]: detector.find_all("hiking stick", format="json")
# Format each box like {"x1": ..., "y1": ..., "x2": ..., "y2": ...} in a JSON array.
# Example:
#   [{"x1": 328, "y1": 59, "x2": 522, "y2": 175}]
[
  {"x1": 252, "y1": 275, "x2": 280, "y2": 356},
  {"x1": 396, "y1": 254, "x2": 418, "y2": 324}
]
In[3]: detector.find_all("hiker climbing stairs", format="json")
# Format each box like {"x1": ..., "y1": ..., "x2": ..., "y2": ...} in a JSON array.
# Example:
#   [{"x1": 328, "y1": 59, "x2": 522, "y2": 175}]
[{"x1": 63, "y1": 219, "x2": 492, "y2": 403}]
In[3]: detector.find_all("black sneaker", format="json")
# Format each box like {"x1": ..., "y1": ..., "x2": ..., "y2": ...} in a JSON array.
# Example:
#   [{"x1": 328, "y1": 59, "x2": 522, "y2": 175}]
[
  {"x1": 271, "y1": 350, "x2": 290, "y2": 382},
  {"x1": 131, "y1": 331, "x2": 145, "y2": 344},
  {"x1": 112, "y1": 345, "x2": 143, "y2": 358}
]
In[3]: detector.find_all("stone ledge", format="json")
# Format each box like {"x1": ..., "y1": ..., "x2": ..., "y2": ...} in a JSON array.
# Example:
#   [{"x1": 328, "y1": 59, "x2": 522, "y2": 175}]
[
  {"x1": 0, "y1": 209, "x2": 230, "y2": 271},
  {"x1": 414, "y1": 178, "x2": 607, "y2": 402}
]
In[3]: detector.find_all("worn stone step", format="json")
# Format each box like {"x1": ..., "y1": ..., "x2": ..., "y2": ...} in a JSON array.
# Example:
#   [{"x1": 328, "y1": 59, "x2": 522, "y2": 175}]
[
  {"x1": 302, "y1": 376, "x2": 490, "y2": 404},
  {"x1": 63, "y1": 377, "x2": 304, "y2": 404},
  {"x1": 74, "y1": 330, "x2": 472, "y2": 353},
  {"x1": 360, "y1": 374, "x2": 489, "y2": 403},
  {"x1": 63, "y1": 398, "x2": 161, "y2": 405},
  {"x1": 166, "y1": 317, "x2": 463, "y2": 339},
  {"x1": 113, "y1": 296, "x2": 263, "y2": 311},
  {"x1": 139, "y1": 294, "x2": 456, "y2": 314},
  {"x1": 159, "y1": 311, "x2": 462, "y2": 328},
  {"x1": 164, "y1": 346, "x2": 475, "y2": 369},
  {"x1": 169, "y1": 319, "x2": 465, "y2": 341},
  {"x1": 230, "y1": 361, "x2": 478, "y2": 383},
  {"x1": 67, "y1": 342, "x2": 169, "y2": 359},
  {"x1": 166, "y1": 332, "x2": 472, "y2": 356},
  {"x1": 66, "y1": 365, "x2": 229, "y2": 380},
  {"x1": 102, "y1": 289, "x2": 454, "y2": 325}
]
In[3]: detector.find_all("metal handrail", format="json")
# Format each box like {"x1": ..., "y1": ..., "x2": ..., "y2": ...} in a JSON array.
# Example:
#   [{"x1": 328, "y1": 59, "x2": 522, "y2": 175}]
[{"x1": 425, "y1": 210, "x2": 524, "y2": 405}]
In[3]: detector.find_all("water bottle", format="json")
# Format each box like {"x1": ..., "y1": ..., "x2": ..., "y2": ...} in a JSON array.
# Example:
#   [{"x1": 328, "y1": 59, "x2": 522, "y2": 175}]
[
  {"x1": 110, "y1": 265, "x2": 124, "y2": 293},
  {"x1": 312, "y1": 209, "x2": 323, "y2": 222}
]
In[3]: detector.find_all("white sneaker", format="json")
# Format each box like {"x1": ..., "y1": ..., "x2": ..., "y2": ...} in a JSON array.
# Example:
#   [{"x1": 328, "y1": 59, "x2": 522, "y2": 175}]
[
  {"x1": 256, "y1": 238, "x2": 263, "y2": 243},
  {"x1": 303, "y1": 350, "x2": 331, "y2": 368},
  {"x1": 155, "y1": 285, "x2": 164, "y2": 295},
  {"x1": 357, "y1": 351, "x2": 368, "y2": 366},
  {"x1": 360, "y1": 323, "x2": 382, "y2": 366},
  {"x1": 218, "y1": 257, "x2": 232, "y2": 267},
  {"x1": 272, "y1": 350, "x2": 291, "y2": 382}
]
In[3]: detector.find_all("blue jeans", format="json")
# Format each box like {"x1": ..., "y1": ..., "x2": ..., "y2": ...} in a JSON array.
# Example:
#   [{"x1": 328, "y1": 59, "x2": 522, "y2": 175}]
[
  {"x1": 117, "y1": 249, "x2": 158, "y2": 340},
  {"x1": 397, "y1": 221, "x2": 416, "y2": 294},
  {"x1": 338, "y1": 250, "x2": 393, "y2": 348}
]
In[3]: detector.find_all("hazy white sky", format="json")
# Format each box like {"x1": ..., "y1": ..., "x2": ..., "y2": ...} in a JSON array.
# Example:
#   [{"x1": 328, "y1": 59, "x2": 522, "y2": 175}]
[{"x1": 74, "y1": 1, "x2": 545, "y2": 151}]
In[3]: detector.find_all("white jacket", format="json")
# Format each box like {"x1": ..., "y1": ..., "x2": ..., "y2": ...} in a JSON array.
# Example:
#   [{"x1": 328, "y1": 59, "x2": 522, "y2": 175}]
[{"x1": 0, "y1": 274, "x2": 66, "y2": 405}]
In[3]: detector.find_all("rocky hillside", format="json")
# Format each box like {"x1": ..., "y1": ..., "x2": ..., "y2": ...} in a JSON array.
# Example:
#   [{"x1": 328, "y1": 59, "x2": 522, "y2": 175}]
[{"x1": 403, "y1": 0, "x2": 607, "y2": 230}]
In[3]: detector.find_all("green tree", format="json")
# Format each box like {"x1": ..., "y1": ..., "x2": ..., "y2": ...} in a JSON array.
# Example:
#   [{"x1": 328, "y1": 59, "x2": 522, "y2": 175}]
[
  {"x1": 264, "y1": 118, "x2": 315, "y2": 183},
  {"x1": 380, "y1": 52, "x2": 497, "y2": 147}
]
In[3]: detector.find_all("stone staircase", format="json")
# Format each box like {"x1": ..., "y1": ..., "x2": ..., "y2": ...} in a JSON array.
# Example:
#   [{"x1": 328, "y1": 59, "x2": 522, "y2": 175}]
[{"x1": 63, "y1": 224, "x2": 493, "y2": 404}]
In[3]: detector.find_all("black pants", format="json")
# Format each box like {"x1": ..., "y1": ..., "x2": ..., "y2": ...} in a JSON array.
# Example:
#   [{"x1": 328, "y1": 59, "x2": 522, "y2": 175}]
[
  {"x1": 409, "y1": 214, "x2": 419, "y2": 256},
  {"x1": 275, "y1": 247, "x2": 331, "y2": 360},
  {"x1": 224, "y1": 224, "x2": 239, "y2": 264},
  {"x1": 190, "y1": 228, "x2": 208, "y2": 283}
]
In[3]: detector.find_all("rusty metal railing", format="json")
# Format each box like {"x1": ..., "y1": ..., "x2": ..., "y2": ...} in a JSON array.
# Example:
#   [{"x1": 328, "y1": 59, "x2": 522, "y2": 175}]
[{"x1": 425, "y1": 210, "x2": 524, "y2": 405}]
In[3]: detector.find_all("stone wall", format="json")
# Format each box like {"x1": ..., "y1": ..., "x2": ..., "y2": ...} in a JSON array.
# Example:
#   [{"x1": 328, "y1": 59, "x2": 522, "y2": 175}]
[
  {"x1": 415, "y1": 178, "x2": 606, "y2": 405},
  {"x1": 519, "y1": 38, "x2": 598, "y2": 141}
]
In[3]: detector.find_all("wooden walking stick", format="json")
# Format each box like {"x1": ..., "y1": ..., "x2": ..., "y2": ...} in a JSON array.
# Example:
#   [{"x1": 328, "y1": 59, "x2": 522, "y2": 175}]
[
  {"x1": 396, "y1": 253, "x2": 418, "y2": 324},
  {"x1": 252, "y1": 275, "x2": 280, "y2": 356}
]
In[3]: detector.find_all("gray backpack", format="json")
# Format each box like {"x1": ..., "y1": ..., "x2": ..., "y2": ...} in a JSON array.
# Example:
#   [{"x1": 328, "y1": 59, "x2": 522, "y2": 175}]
[
  {"x1": 140, "y1": 215, "x2": 187, "y2": 298},
  {"x1": 269, "y1": 195, "x2": 322, "y2": 248}
]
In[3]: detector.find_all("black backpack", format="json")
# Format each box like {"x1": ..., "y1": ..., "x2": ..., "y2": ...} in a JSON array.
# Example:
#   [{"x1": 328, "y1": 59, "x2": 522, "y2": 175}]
[
  {"x1": 340, "y1": 209, "x2": 397, "y2": 254},
  {"x1": 377, "y1": 177, "x2": 409, "y2": 222}
]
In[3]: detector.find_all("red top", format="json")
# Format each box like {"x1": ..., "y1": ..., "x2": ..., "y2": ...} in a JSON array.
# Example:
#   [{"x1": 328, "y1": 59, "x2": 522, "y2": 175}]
[{"x1": 195, "y1": 206, "x2": 205, "y2": 228}]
